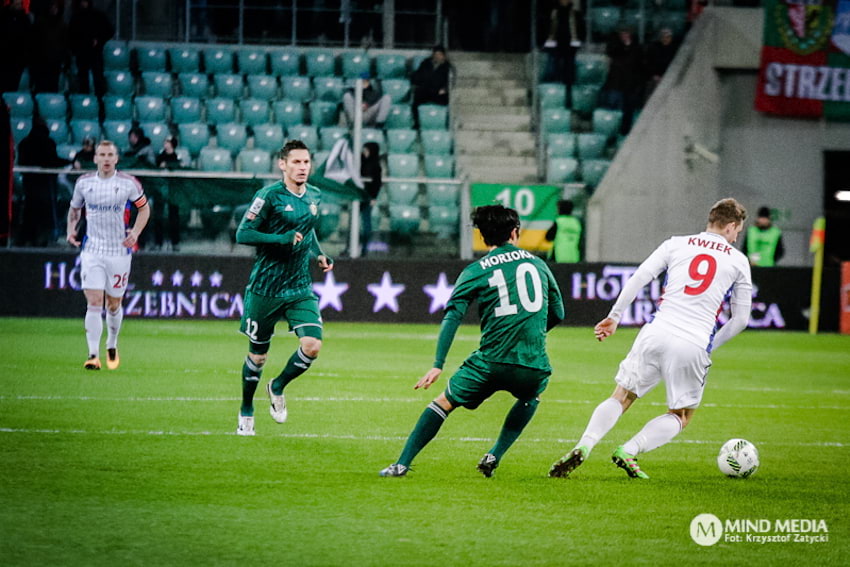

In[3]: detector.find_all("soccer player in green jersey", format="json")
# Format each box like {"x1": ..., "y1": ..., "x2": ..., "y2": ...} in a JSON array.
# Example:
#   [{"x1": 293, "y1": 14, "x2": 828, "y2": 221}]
[
  {"x1": 234, "y1": 140, "x2": 333, "y2": 436},
  {"x1": 380, "y1": 204, "x2": 565, "y2": 477}
]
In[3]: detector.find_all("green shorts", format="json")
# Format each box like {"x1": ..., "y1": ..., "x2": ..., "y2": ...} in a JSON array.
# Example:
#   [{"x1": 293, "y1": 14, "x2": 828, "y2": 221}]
[
  {"x1": 240, "y1": 291, "x2": 323, "y2": 349},
  {"x1": 444, "y1": 352, "x2": 551, "y2": 410}
]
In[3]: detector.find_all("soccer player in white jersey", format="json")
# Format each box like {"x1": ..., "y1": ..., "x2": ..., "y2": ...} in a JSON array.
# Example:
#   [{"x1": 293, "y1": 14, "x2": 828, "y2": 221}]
[
  {"x1": 549, "y1": 198, "x2": 752, "y2": 479},
  {"x1": 66, "y1": 140, "x2": 150, "y2": 370}
]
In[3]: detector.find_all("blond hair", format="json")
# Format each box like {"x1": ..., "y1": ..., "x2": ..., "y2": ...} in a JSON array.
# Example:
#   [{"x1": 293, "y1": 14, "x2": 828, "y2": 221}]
[{"x1": 708, "y1": 198, "x2": 747, "y2": 227}]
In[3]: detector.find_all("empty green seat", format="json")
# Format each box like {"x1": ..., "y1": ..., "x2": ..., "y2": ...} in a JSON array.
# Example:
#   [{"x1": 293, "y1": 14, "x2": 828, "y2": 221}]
[
  {"x1": 385, "y1": 104, "x2": 413, "y2": 129},
  {"x1": 35, "y1": 93, "x2": 67, "y2": 120},
  {"x1": 341, "y1": 52, "x2": 371, "y2": 78},
  {"x1": 214, "y1": 74, "x2": 245, "y2": 99},
  {"x1": 590, "y1": 7, "x2": 622, "y2": 37},
  {"x1": 177, "y1": 122, "x2": 210, "y2": 156},
  {"x1": 316, "y1": 201, "x2": 342, "y2": 239},
  {"x1": 546, "y1": 157, "x2": 579, "y2": 183},
  {"x1": 70, "y1": 119, "x2": 100, "y2": 144},
  {"x1": 237, "y1": 148, "x2": 272, "y2": 174},
  {"x1": 102, "y1": 120, "x2": 133, "y2": 150},
  {"x1": 429, "y1": 205, "x2": 459, "y2": 238},
  {"x1": 169, "y1": 47, "x2": 201, "y2": 73},
  {"x1": 375, "y1": 53, "x2": 407, "y2": 78},
  {"x1": 237, "y1": 49, "x2": 267, "y2": 75},
  {"x1": 653, "y1": 10, "x2": 688, "y2": 37},
  {"x1": 386, "y1": 182, "x2": 419, "y2": 205},
  {"x1": 312, "y1": 150, "x2": 330, "y2": 168},
  {"x1": 104, "y1": 40, "x2": 130, "y2": 70},
  {"x1": 319, "y1": 126, "x2": 348, "y2": 151},
  {"x1": 252, "y1": 123, "x2": 284, "y2": 152},
  {"x1": 592, "y1": 108, "x2": 623, "y2": 140},
  {"x1": 240, "y1": 98, "x2": 270, "y2": 127},
  {"x1": 581, "y1": 158, "x2": 611, "y2": 189},
  {"x1": 382, "y1": 79, "x2": 411, "y2": 103},
  {"x1": 69, "y1": 94, "x2": 99, "y2": 120},
  {"x1": 313, "y1": 76, "x2": 345, "y2": 102},
  {"x1": 104, "y1": 71, "x2": 135, "y2": 96},
  {"x1": 418, "y1": 104, "x2": 448, "y2": 130},
  {"x1": 546, "y1": 133, "x2": 576, "y2": 157},
  {"x1": 272, "y1": 100, "x2": 305, "y2": 129},
  {"x1": 102, "y1": 95, "x2": 133, "y2": 121},
  {"x1": 309, "y1": 100, "x2": 339, "y2": 127},
  {"x1": 247, "y1": 74, "x2": 278, "y2": 99},
  {"x1": 56, "y1": 143, "x2": 78, "y2": 161},
  {"x1": 576, "y1": 55, "x2": 608, "y2": 86},
  {"x1": 423, "y1": 155, "x2": 454, "y2": 178},
  {"x1": 387, "y1": 153, "x2": 419, "y2": 178},
  {"x1": 361, "y1": 127, "x2": 386, "y2": 154},
  {"x1": 541, "y1": 108, "x2": 571, "y2": 133},
  {"x1": 386, "y1": 128, "x2": 416, "y2": 153},
  {"x1": 11, "y1": 118, "x2": 31, "y2": 145},
  {"x1": 420, "y1": 130, "x2": 452, "y2": 155},
  {"x1": 46, "y1": 119, "x2": 69, "y2": 144},
  {"x1": 571, "y1": 84, "x2": 600, "y2": 114},
  {"x1": 286, "y1": 124, "x2": 318, "y2": 149},
  {"x1": 577, "y1": 133, "x2": 607, "y2": 159},
  {"x1": 206, "y1": 97, "x2": 236, "y2": 125},
  {"x1": 425, "y1": 183, "x2": 459, "y2": 207},
  {"x1": 135, "y1": 95, "x2": 166, "y2": 122},
  {"x1": 270, "y1": 49, "x2": 301, "y2": 77},
  {"x1": 141, "y1": 71, "x2": 173, "y2": 97},
  {"x1": 171, "y1": 96, "x2": 202, "y2": 124},
  {"x1": 178, "y1": 72, "x2": 209, "y2": 98},
  {"x1": 215, "y1": 122, "x2": 248, "y2": 154},
  {"x1": 538, "y1": 83, "x2": 566, "y2": 109},
  {"x1": 140, "y1": 121, "x2": 170, "y2": 149},
  {"x1": 305, "y1": 50, "x2": 336, "y2": 77},
  {"x1": 389, "y1": 204, "x2": 421, "y2": 236},
  {"x1": 136, "y1": 47, "x2": 167, "y2": 72},
  {"x1": 199, "y1": 146, "x2": 233, "y2": 171},
  {"x1": 281, "y1": 76, "x2": 312, "y2": 102},
  {"x1": 4, "y1": 92, "x2": 33, "y2": 117},
  {"x1": 203, "y1": 48, "x2": 234, "y2": 74}
]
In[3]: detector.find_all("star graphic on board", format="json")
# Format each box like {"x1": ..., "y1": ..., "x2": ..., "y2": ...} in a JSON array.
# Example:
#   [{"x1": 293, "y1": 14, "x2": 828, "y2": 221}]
[
  {"x1": 171, "y1": 270, "x2": 184, "y2": 287},
  {"x1": 209, "y1": 271, "x2": 223, "y2": 287},
  {"x1": 313, "y1": 272, "x2": 349, "y2": 311},
  {"x1": 190, "y1": 271, "x2": 203, "y2": 287},
  {"x1": 367, "y1": 271, "x2": 405, "y2": 313},
  {"x1": 423, "y1": 272, "x2": 454, "y2": 314},
  {"x1": 151, "y1": 270, "x2": 164, "y2": 286}
]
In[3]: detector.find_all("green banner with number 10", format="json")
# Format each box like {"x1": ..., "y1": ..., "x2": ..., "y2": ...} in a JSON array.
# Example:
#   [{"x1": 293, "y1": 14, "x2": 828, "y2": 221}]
[{"x1": 470, "y1": 183, "x2": 561, "y2": 252}]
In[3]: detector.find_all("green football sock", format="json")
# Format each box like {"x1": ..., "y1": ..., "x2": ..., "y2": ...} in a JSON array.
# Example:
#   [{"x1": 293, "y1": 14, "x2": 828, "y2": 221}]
[
  {"x1": 488, "y1": 398, "x2": 539, "y2": 460},
  {"x1": 397, "y1": 402, "x2": 449, "y2": 467},
  {"x1": 271, "y1": 347, "x2": 315, "y2": 395},
  {"x1": 240, "y1": 356, "x2": 263, "y2": 416}
]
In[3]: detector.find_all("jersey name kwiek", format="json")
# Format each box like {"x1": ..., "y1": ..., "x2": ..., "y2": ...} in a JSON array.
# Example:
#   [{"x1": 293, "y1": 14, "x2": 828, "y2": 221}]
[
  {"x1": 687, "y1": 236, "x2": 732, "y2": 255},
  {"x1": 479, "y1": 249, "x2": 534, "y2": 269}
]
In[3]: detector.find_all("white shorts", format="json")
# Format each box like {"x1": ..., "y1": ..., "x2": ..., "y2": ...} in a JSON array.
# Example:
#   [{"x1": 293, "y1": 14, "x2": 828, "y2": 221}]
[
  {"x1": 80, "y1": 251, "x2": 133, "y2": 298},
  {"x1": 614, "y1": 323, "x2": 712, "y2": 409}
]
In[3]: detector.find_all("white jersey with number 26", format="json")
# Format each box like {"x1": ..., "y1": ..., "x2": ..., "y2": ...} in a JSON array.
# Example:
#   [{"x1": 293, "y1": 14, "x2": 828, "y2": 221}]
[
  {"x1": 612, "y1": 231, "x2": 752, "y2": 352},
  {"x1": 71, "y1": 170, "x2": 146, "y2": 256}
]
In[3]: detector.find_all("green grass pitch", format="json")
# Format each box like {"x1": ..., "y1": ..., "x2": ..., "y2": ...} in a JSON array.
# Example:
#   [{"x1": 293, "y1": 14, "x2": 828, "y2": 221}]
[{"x1": 1, "y1": 317, "x2": 848, "y2": 565}]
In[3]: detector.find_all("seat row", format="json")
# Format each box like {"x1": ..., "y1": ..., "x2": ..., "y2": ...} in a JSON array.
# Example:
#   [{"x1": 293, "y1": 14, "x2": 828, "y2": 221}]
[
  {"x1": 542, "y1": 109, "x2": 624, "y2": 144},
  {"x1": 546, "y1": 157, "x2": 612, "y2": 189},
  {"x1": 587, "y1": 7, "x2": 689, "y2": 38}
]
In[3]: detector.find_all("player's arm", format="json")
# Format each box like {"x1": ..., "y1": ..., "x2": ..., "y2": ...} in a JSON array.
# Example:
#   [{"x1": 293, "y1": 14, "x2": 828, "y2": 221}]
[
  {"x1": 235, "y1": 194, "x2": 300, "y2": 247},
  {"x1": 712, "y1": 268, "x2": 753, "y2": 350},
  {"x1": 309, "y1": 229, "x2": 334, "y2": 272},
  {"x1": 123, "y1": 196, "x2": 150, "y2": 248},
  {"x1": 543, "y1": 263, "x2": 565, "y2": 331},
  {"x1": 66, "y1": 206, "x2": 83, "y2": 247}
]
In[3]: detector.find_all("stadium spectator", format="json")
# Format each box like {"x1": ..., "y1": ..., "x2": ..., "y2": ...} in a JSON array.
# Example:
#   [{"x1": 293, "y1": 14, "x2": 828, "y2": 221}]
[
  {"x1": 380, "y1": 204, "x2": 565, "y2": 478},
  {"x1": 645, "y1": 27, "x2": 678, "y2": 96},
  {"x1": 342, "y1": 73, "x2": 392, "y2": 128},
  {"x1": 69, "y1": 0, "x2": 113, "y2": 97},
  {"x1": 742, "y1": 206, "x2": 784, "y2": 267},
  {"x1": 29, "y1": 0, "x2": 70, "y2": 93},
  {"x1": 545, "y1": 0, "x2": 584, "y2": 108},
  {"x1": 66, "y1": 140, "x2": 150, "y2": 370},
  {"x1": 0, "y1": 0, "x2": 32, "y2": 94},
  {"x1": 17, "y1": 118, "x2": 72, "y2": 247},
  {"x1": 233, "y1": 140, "x2": 334, "y2": 437},
  {"x1": 359, "y1": 141, "x2": 382, "y2": 256},
  {"x1": 549, "y1": 198, "x2": 752, "y2": 480},
  {"x1": 600, "y1": 27, "x2": 645, "y2": 135},
  {"x1": 411, "y1": 45, "x2": 451, "y2": 128},
  {"x1": 545, "y1": 199, "x2": 582, "y2": 262},
  {"x1": 124, "y1": 126, "x2": 156, "y2": 168},
  {"x1": 72, "y1": 135, "x2": 96, "y2": 169},
  {"x1": 152, "y1": 135, "x2": 182, "y2": 252}
]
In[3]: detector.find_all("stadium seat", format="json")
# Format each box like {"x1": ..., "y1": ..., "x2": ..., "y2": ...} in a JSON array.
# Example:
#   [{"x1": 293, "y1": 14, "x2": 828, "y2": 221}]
[
  {"x1": 70, "y1": 119, "x2": 100, "y2": 144},
  {"x1": 361, "y1": 128, "x2": 386, "y2": 154},
  {"x1": 136, "y1": 47, "x2": 167, "y2": 72},
  {"x1": 46, "y1": 119, "x2": 69, "y2": 144},
  {"x1": 140, "y1": 121, "x2": 170, "y2": 149},
  {"x1": 214, "y1": 74, "x2": 245, "y2": 99},
  {"x1": 546, "y1": 133, "x2": 576, "y2": 157},
  {"x1": 386, "y1": 128, "x2": 417, "y2": 153},
  {"x1": 16, "y1": 69, "x2": 29, "y2": 91},
  {"x1": 653, "y1": 10, "x2": 688, "y2": 37},
  {"x1": 305, "y1": 50, "x2": 336, "y2": 77},
  {"x1": 385, "y1": 105, "x2": 414, "y2": 129},
  {"x1": 171, "y1": 96, "x2": 202, "y2": 124},
  {"x1": 319, "y1": 126, "x2": 348, "y2": 151},
  {"x1": 169, "y1": 47, "x2": 201, "y2": 73},
  {"x1": 286, "y1": 124, "x2": 318, "y2": 149},
  {"x1": 389, "y1": 204, "x2": 421, "y2": 236},
  {"x1": 198, "y1": 146, "x2": 233, "y2": 171},
  {"x1": 69, "y1": 94, "x2": 99, "y2": 120},
  {"x1": 375, "y1": 53, "x2": 407, "y2": 78},
  {"x1": 56, "y1": 143, "x2": 78, "y2": 161},
  {"x1": 175, "y1": 146, "x2": 192, "y2": 167},
  {"x1": 418, "y1": 104, "x2": 448, "y2": 130},
  {"x1": 592, "y1": 108, "x2": 623, "y2": 140},
  {"x1": 314, "y1": 200, "x2": 342, "y2": 239},
  {"x1": 34, "y1": 93, "x2": 67, "y2": 120},
  {"x1": 425, "y1": 182, "x2": 459, "y2": 207},
  {"x1": 382, "y1": 79, "x2": 411, "y2": 103},
  {"x1": 280, "y1": 76, "x2": 313, "y2": 102},
  {"x1": 546, "y1": 157, "x2": 579, "y2": 183},
  {"x1": 4, "y1": 92, "x2": 33, "y2": 117},
  {"x1": 237, "y1": 148, "x2": 272, "y2": 174},
  {"x1": 386, "y1": 182, "x2": 420, "y2": 206},
  {"x1": 103, "y1": 40, "x2": 130, "y2": 70},
  {"x1": 135, "y1": 96, "x2": 167, "y2": 122},
  {"x1": 102, "y1": 120, "x2": 133, "y2": 151},
  {"x1": 247, "y1": 74, "x2": 278, "y2": 99},
  {"x1": 312, "y1": 150, "x2": 330, "y2": 168},
  {"x1": 104, "y1": 71, "x2": 135, "y2": 96},
  {"x1": 313, "y1": 76, "x2": 345, "y2": 102},
  {"x1": 576, "y1": 55, "x2": 608, "y2": 86},
  {"x1": 141, "y1": 71, "x2": 173, "y2": 98},
  {"x1": 240, "y1": 98, "x2": 270, "y2": 127},
  {"x1": 571, "y1": 84, "x2": 600, "y2": 115},
  {"x1": 309, "y1": 101, "x2": 340, "y2": 128},
  {"x1": 387, "y1": 154, "x2": 420, "y2": 178},
  {"x1": 341, "y1": 52, "x2": 371, "y2": 78},
  {"x1": 538, "y1": 83, "x2": 566, "y2": 109},
  {"x1": 252, "y1": 123, "x2": 285, "y2": 153},
  {"x1": 215, "y1": 123, "x2": 248, "y2": 155},
  {"x1": 541, "y1": 108, "x2": 571, "y2": 133},
  {"x1": 102, "y1": 95, "x2": 133, "y2": 121},
  {"x1": 577, "y1": 133, "x2": 607, "y2": 159},
  {"x1": 420, "y1": 130, "x2": 453, "y2": 155},
  {"x1": 429, "y1": 205, "x2": 459, "y2": 238},
  {"x1": 590, "y1": 7, "x2": 622, "y2": 37},
  {"x1": 581, "y1": 158, "x2": 611, "y2": 189},
  {"x1": 203, "y1": 48, "x2": 234, "y2": 74},
  {"x1": 269, "y1": 49, "x2": 301, "y2": 77},
  {"x1": 423, "y1": 155, "x2": 454, "y2": 178},
  {"x1": 11, "y1": 118, "x2": 31, "y2": 145},
  {"x1": 237, "y1": 49, "x2": 267, "y2": 75},
  {"x1": 177, "y1": 122, "x2": 210, "y2": 157},
  {"x1": 206, "y1": 97, "x2": 236, "y2": 125},
  {"x1": 178, "y1": 72, "x2": 210, "y2": 98},
  {"x1": 272, "y1": 100, "x2": 305, "y2": 129},
  {"x1": 622, "y1": 9, "x2": 648, "y2": 36}
]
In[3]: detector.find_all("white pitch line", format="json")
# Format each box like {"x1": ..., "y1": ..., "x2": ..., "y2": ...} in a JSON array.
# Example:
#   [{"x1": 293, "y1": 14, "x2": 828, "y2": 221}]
[{"x1": 0, "y1": 427, "x2": 845, "y2": 448}]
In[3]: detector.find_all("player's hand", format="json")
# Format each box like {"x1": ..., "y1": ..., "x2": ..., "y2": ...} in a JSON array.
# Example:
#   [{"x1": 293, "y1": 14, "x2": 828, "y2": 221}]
[
  {"x1": 66, "y1": 233, "x2": 81, "y2": 247},
  {"x1": 317, "y1": 255, "x2": 333, "y2": 272},
  {"x1": 122, "y1": 229, "x2": 139, "y2": 248},
  {"x1": 415, "y1": 368, "x2": 442, "y2": 390},
  {"x1": 594, "y1": 317, "x2": 618, "y2": 342},
  {"x1": 293, "y1": 231, "x2": 304, "y2": 245}
]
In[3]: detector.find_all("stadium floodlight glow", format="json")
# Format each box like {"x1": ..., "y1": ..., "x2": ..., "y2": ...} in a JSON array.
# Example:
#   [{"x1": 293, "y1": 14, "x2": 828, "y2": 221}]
[{"x1": 835, "y1": 190, "x2": 850, "y2": 202}]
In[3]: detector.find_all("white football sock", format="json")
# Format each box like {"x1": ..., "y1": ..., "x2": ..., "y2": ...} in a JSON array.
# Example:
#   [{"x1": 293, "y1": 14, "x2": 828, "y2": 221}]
[
  {"x1": 85, "y1": 306, "x2": 103, "y2": 357},
  {"x1": 106, "y1": 306, "x2": 123, "y2": 349},
  {"x1": 578, "y1": 397, "x2": 623, "y2": 450},
  {"x1": 622, "y1": 413, "x2": 683, "y2": 456}
]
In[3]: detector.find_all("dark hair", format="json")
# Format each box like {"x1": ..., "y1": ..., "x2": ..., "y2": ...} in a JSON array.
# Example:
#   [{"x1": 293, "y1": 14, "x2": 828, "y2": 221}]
[
  {"x1": 708, "y1": 198, "x2": 747, "y2": 227},
  {"x1": 279, "y1": 139, "x2": 311, "y2": 160},
  {"x1": 473, "y1": 204, "x2": 520, "y2": 247},
  {"x1": 557, "y1": 199, "x2": 574, "y2": 216},
  {"x1": 432, "y1": 44, "x2": 446, "y2": 54},
  {"x1": 757, "y1": 206, "x2": 771, "y2": 218},
  {"x1": 165, "y1": 135, "x2": 178, "y2": 148}
]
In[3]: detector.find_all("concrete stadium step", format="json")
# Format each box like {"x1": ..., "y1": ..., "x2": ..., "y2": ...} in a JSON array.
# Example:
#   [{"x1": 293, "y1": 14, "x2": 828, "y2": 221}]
[
  {"x1": 462, "y1": 163, "x2": 540, "y2": 184},
  {"x1": 453, "y1": 103, "x2": 530, "y2": 117},
  {"x1": 451, "y1": 86, "x2": 527, "y2": 106},
  {"x1": 456, "y1": 130, "x2": 536, "y2": 156},
  {"x1": 457, "y1": 114, "x2": 531, "y2": 132}
]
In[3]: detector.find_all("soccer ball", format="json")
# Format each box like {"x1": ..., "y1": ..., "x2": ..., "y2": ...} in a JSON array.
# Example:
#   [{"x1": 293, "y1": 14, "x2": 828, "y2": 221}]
[{"x1": 717, "y1": 438, "x2": 760, "y2": 478}]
